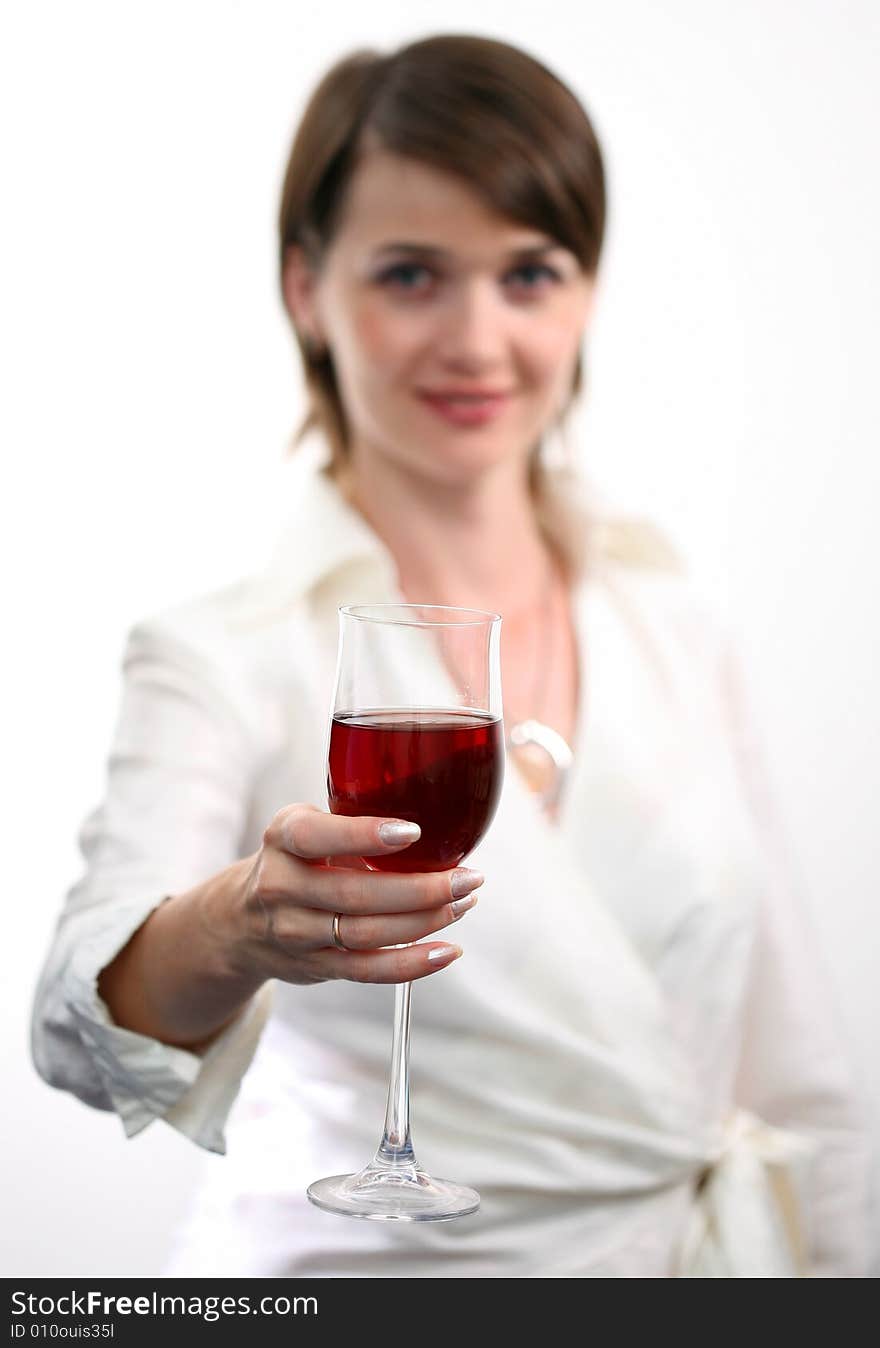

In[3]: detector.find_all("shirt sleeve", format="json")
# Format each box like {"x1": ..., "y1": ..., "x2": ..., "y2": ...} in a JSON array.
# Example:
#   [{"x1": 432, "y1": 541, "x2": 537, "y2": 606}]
[
  {"x1": 30, "y1": 617, "x2": 275, "y2": 1156},
  {"x1": 721, "y1": 628, "x2": 873, "y2": 1277}
]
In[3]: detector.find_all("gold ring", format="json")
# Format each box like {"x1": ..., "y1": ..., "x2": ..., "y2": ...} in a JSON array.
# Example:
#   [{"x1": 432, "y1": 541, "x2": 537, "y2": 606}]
[{"x1": 330, "y1": 912, "x2": 348, "y2": 951}]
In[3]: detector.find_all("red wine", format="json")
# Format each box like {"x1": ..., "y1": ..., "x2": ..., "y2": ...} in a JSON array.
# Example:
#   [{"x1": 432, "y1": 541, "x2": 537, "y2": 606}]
[{"x1": 328, "y1": 708, "x2": 504, "y2": 873}]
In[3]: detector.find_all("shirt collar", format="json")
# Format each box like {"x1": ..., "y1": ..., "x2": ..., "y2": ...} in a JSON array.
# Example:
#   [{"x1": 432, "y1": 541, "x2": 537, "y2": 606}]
[{"x1": 248, "y1": 434, "x2": 399, "y2": 622}]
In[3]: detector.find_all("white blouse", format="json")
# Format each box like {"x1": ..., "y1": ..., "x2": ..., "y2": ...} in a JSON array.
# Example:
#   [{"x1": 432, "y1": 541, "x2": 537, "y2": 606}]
[{"x1": 31, "y1": 438, "x2": 871, "y2": 1277}]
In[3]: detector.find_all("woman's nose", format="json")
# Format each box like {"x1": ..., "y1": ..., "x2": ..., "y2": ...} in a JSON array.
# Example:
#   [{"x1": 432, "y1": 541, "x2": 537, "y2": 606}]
[{"x1": 435, "y1": 277, "x2": 509, "y2": 367}]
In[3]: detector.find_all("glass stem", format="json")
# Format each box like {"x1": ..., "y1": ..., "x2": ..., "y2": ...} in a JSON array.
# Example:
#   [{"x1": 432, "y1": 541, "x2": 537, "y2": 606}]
[{"x1": 373, "y1": 979, "x2": 417, "y2": 1171}]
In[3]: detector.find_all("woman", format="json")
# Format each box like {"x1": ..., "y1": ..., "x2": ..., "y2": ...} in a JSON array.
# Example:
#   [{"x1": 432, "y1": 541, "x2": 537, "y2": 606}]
[{"x1": 31, "y1": 34, "x2": 870, "y2": 1277}]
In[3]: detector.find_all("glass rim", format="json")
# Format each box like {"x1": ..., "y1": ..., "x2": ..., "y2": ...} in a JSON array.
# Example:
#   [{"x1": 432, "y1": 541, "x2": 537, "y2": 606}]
[{"x1": 339, "y1": 602, "x2": 502, "y2": 628}]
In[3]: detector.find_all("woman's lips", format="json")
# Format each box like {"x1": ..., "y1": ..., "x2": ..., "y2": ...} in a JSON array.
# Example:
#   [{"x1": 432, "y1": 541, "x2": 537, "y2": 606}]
[{"x1": 417, "y1": 391, "x2": 511, "y2": 427}]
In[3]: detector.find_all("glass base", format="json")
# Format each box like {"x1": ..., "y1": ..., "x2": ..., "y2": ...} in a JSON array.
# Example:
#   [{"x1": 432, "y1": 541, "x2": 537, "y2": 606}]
[{"x1": 307, "y1": 1159, "x2": 480, "y2": 1222}]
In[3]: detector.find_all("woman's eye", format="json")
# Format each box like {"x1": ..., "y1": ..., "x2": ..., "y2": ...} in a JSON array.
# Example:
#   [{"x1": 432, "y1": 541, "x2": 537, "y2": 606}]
[
  {"x1": 379, "y1": 263, "x2": 433, "y2": 290},
  {"x1": 508, "y1": 263, "x2": 560, "y2": 289}
]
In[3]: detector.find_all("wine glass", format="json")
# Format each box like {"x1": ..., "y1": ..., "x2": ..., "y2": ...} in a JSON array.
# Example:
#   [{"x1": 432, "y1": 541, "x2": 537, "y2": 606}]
[{"x1": 306, "y1": 603, "x2": 504, "y2": 1221}]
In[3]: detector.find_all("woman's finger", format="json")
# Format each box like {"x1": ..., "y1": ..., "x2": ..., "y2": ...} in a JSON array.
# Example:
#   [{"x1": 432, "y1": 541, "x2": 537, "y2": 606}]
[
  {"x1": 318, "y1": 941, "x2": 464, "y2": 984},
  {"x1": 264, "y1": 803, "x2": 421, "y2": 860},
  {"x1": 253, "y1": 845, "x2": 485, "y2": 916},
  {"x1": 278, "y1": 891, "x2": 479, "y2": 953}
]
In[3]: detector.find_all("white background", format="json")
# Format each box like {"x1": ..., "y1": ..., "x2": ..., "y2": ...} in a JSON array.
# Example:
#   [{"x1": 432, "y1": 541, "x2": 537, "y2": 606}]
[{"x1": 2, "y1": 0, "x2": 878, "y2": 1276}]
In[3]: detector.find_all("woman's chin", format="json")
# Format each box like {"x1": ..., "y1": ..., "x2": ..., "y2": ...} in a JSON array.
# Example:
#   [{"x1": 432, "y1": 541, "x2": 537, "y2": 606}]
[
  {"x1": 407, "y1": 447, "x2": 520, "y2": 493},
  {"x1": 404, "y1": 422, "x2": 531, "y2": 480},
  {"x1": 353, "y1": 416, "x2": 534, "y2": 492}
]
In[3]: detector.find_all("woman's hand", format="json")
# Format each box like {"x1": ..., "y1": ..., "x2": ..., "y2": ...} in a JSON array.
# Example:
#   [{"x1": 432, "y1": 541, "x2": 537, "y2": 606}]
[{"x1": 221, "y1": 803, "x2": 484, "y2": 986}]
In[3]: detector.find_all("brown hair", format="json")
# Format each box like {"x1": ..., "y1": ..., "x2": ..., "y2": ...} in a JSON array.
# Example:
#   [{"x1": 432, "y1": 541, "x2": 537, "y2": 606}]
[{"x1": 278, "y1": 33, "x2": 680, "y2": 579}]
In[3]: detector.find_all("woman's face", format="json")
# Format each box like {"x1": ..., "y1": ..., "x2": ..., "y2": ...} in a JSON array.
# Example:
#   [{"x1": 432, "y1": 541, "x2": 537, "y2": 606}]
[{"x1": 284, "y1": 146, "x2": 596, "y2": 491}]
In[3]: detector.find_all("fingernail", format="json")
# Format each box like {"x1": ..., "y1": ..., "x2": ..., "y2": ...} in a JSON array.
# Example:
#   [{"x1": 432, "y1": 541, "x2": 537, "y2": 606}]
[
  {"x1": 451, "y1": 893, "x2": 478, "y2": 918},
  {"x1": 450, "y1": 868, "x2": 484, "y2": 899},
  {"x1": 378, "y1": 820, "x2": 421, "y2": 845},
  {"x1": 427, "y1": 943, "x2": 462, "y2": 963}
]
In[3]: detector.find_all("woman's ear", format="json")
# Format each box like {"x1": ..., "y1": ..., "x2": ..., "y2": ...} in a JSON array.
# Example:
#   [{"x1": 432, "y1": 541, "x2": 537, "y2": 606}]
[{"x1": 281, "y1": 243, "x2": 324, "y2": 349}]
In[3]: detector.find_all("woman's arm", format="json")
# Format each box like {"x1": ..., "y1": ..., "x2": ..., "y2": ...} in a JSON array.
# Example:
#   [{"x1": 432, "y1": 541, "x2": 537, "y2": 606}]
[
  {"x1": 31, "y1": 616, "x2": 270, "y2": 1153},
  {"x1": 96, "y1": 855, "x2": 263, "y2": 1052}
]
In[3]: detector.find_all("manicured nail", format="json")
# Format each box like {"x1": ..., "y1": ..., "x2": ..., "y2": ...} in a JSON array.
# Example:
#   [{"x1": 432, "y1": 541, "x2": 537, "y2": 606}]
[
  {"x1": 451, "y1": 893, "x2": 478, "y2": 918},
  {"x1": 450, "y1": 867, "x2": 484, "y2": 899},
  {"x1": 427, "y1": 943, "x2": 462, "y2": 964},
  {"x1": 378, "y1": 820, "x2": 421, "y2": 845}
]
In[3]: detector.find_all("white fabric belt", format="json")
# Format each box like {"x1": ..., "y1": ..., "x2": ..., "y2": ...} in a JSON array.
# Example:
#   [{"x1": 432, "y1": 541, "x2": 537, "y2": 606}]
[{"x1": 677, "y1": 1107, "x2": 816, "y2": 1277}]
